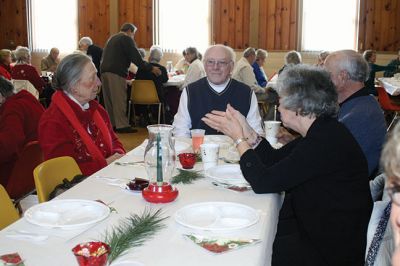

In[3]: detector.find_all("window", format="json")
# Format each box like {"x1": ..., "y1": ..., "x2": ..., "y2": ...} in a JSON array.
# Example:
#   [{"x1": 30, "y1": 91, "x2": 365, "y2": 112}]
[
  {"x1": 27, "y1": 0, "x2": 78, "y2": 53},
  {"x1": 153, "y1": 0, "x2": 211, "y2": 54},
  {"x1": 301, "y1": 0, "x2": 359, "y2": 51}
]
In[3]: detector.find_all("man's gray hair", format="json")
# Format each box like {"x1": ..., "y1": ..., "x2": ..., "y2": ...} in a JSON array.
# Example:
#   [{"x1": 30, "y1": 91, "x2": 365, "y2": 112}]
[
  {"x1": 79, "y1": 37, "x2": 93, "y2": 46},
  {"x1": 243, "y1": 47, "x2": 256, "y2": 58},
  {"x1": 277, "y1": 64, "x2": 338, "y2": 118},
  {"x1": 53, "y1": 53, "x2": 92, "y2": 93},
  {"x1": 285, "y1": 50, "x2": 302, "y2": 65},
  {"x1": 120, "y1": 23, "x2": 137, "y2": 33},
  {"x1": 149, "y1": 45, "x2": 163, "y2": 63},
  {"x1": 15, "y1": 46, "x2": 30, "y2": 62},
  {"x1": 334, "y1": 50, "x2": 370, "y2": 82},
  {"x1": 137, "y1": 48, "x2": 146, "y2": 59},
  {"x1": 203, "y1": 44, "x2": 236, "y2": 63}
]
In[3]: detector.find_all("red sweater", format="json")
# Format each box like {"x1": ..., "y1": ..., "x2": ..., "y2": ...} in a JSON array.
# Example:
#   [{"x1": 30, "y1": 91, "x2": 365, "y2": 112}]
[
  {"x1": 0, "y1": 90, "x2": 44, "y2": 186},
  {"x1": 11, "y1": 64, "x2": 46, "y2": 93},
  {"x1": 39, "y1": 92, "x2": 125, "y2": 176},
  {"x1": 0, "y1": 63, "x2": 12, "y2": 80}
]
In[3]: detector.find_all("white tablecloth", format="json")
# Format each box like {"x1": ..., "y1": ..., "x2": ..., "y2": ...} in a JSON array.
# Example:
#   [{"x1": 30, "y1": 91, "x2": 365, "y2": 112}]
[
  {"x1": 379, "y1": 77, "x2": 400, "y2": 96},
  {"x1": 0, "y1": 138, "x2": 282, "y2": 266},
  {"x1": 164, "y1": 74, "x2": 185, "y2": 87}
]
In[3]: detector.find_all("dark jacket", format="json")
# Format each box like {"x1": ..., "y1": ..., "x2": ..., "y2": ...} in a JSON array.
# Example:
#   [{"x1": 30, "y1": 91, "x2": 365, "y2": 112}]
[
  {"x1": 135, "y1": 62, "x2": 168, "y2": 101},
  {"x1": 240, "y1": 117, "x2": 372, "y2": 266}
]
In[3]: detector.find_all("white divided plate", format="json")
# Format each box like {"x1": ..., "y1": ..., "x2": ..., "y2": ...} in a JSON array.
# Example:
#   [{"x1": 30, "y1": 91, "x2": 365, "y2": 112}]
[
  {"x1": 175, "y1": 202, "x2": 259, "y2": 231},
  {"x1": 205, "y1": 164, "x2": 248, "y2": 185},
  {"x1": 24, "y1": 199, "x2": 110, "y2": 230}
]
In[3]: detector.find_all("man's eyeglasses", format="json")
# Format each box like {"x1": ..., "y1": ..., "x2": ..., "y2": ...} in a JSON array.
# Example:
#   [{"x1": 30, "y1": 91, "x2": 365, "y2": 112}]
[
  {"x1": 205, "y1": 60, "x2": 230, "y2": 68},
  {"x1": 387, "y1": 185, "x2": 400, "y2": 205}
]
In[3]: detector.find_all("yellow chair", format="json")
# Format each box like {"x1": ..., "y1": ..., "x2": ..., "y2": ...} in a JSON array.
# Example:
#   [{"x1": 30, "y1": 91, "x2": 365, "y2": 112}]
[
  {"x1": 0, "y1": 185, "x2": 20, "y2": 230},
  {"x1": 33, "y1": 156, "x2": 82, "y2": 203},
  {"x1": 128, "y1": 80, "x2": 164, "y2": 126}
]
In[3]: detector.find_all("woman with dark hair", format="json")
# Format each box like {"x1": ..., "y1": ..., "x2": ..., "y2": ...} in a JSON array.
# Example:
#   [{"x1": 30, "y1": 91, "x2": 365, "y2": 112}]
[
  {"x1": 0, "y1": 77, "x2": 44, "y2": 187},
  {"x1": 202, "y1": 64, "x2": 372, "y2": 265},
  {"x1": 39, "y1": 53, "x2": 125, "y2": 176}
]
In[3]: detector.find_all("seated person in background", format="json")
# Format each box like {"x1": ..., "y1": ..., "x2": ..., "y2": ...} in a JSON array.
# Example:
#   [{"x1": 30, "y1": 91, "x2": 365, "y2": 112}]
[
  {"x1": 233, "y1": 47, "x2": 277, "y2": 119},
  {"x1": 175, "y1": 49, "x2": 189, "y2": 74},
  {"x1": 202, "y1": 64, "x2": 372, "y2": 266},
  {"x1": 173, "y1": 44, "x2": 263, "y2": 137},
  {"x1": 39, "y1": 54, "x2": 125, "y2": 176},
  {"x1": 316, "y1": 51, "x2": 329, "y2": 67},
  {"x1": 278, "y1": 50, "x2": 302, "y2": 75},
  {"x1": 78, "y1": 37, "x2": 103, "y2": 77},
  {"x1": 0, "y1": 49, "x2": 13, "y2": 80},
  {"x1": 0, "y1": 77, "x2": 44, "y2": 187},
  {"x1": 40, "y1": 47, "x2": 60, "y2": 72},
  {"x1": 381, "y1": 123, "x2": 400, "y2": 266},
  {"x1": 363, "y1": 50, "x2": 396, "y2": 95},
  {"x1": 135, "y1": 45, "x2": 168, "y2": 102},
  {"x1": 232, "y1": 47, "x2": 267, "y2": 98},
  {"x1": 252, "y1": 49, "x2": 268, "y2": 87},
  {"x1": 11, "y1": 46, "x2": 46, "y2": 94},
  {"x1": 325, "y1": 50, "x2": 386, "y2": 176},
  {"x1": 180, "y1": 47, "x2": 206, "y2": 89},
  {"x1": 384, "y1": 50, "x2": 400, "y2": 77}
]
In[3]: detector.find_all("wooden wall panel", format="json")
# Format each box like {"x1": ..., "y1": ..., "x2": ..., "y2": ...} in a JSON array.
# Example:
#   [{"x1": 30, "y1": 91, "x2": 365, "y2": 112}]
[
  {"x1": 258, "y1": 0, "x2": 298, "y2": 50},
  {"x1": 0, "y1": 0, "x2": 28, "y2": 49},
  {"x1": 118, "y1": 0, "x2": 152, "y2": 48},
  {"x1": 359, "y1": 0, "x2": 400, "y2": 51},
  {"x1": 78, "y1": 0, "x2": 110, "y2": 48},
  {"x1": 212, "y1": 0, "x2": 250, "y2": 49}
]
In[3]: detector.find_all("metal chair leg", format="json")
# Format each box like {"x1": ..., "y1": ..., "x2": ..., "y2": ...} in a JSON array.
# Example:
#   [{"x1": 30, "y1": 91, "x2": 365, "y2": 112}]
[{"x1": 388, "y1": 112, "x2": 399, "y2": 131}]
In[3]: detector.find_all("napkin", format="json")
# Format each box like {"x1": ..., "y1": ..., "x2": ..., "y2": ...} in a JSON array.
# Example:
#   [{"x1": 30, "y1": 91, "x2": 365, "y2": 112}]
[
  {"x1": 6, "y1": 230, "x2": 48, "y2": 242},
  {"x1": 184, "y1": 234, "x2": 260, "y2": 254}
]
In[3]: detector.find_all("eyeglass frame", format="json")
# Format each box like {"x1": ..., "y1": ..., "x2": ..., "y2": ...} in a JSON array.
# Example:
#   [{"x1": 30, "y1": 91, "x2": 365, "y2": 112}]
[{"x1": 204, "y1": 59, "x2": 233, "y2": 68}]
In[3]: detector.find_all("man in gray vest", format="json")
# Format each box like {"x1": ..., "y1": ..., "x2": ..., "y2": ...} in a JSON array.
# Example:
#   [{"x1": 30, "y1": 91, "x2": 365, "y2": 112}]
[{"x1": 173, "y1": 44, "x2": 263, "y2": 137}]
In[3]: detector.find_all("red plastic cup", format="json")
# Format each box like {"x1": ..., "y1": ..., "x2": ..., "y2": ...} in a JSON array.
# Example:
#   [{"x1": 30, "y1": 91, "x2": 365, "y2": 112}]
[
  {"x1": 178, "y1": 153, "x2": 196, "y2": 169},
  {"x1": 72, "y1": 241, "x2": 110, "y2": 266}
]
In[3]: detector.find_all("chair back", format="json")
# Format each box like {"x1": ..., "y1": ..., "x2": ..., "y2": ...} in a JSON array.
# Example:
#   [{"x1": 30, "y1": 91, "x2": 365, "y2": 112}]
[
  {"x1": 6, "y1": 141, "x2": 43, "y2": 200},
  {"x1": 131, "y1": 80, "x2": 160, "y2": 104},
  {"x1": 377, "y1": 86, "x2": 400, "y2": 111},
  {"x1": 33, "y1": 156, "x2": 82, "y2": 203},
  {"x1": 11, "y1": 79, "x2": 39, "y2": 99},
  {"x1": 0, "y1": 185, "x2": 20, "y2": 230}
]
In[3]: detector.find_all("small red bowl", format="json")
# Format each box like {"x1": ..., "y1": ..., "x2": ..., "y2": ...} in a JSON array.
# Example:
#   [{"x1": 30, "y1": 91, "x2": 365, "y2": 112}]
[
  {"x1": 72, "y1": 241, "x2": 110, "y2": 266},
  {"x1": 178, "y1": 153, "x2": 196, "y2": 169}
]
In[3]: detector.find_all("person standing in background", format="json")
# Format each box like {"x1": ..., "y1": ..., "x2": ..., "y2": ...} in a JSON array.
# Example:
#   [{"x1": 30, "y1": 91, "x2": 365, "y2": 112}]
[{"x1": 100, "y1": 23, "x2": 161, "y2": 133}]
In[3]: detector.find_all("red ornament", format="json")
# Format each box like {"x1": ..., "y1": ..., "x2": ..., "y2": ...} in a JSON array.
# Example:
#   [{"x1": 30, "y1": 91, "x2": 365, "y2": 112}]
[
  {"x1": 142, "y1": 182, "x2": 179, "y2": 203},
  {"x1": 178, "y1": 153, "x2": 196, "y2": 169},
  {"x1": 72, "y1": 241, "x2": 110, "y2": 266}
]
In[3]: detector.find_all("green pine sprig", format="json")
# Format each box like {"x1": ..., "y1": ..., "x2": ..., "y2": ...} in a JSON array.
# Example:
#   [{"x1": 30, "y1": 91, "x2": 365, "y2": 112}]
[
  {"x1": 171, "y1": 169, "x2": 204, "y2": 184},
  {"x1": 103, "y1": 208, "x2": 168, "y2": 264}
]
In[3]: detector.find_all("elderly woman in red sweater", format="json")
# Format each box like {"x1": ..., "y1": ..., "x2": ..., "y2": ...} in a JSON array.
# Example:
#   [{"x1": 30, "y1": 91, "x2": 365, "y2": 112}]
[
  {"x1": 11, "y1": 46, "x2": 46, "y2": 94},
  {"x1": 39, "y1": 53, "x2": 125, "y2": 176},
  {"x1": 0, "y1": 76, "x2": 44, "y2": 187}
]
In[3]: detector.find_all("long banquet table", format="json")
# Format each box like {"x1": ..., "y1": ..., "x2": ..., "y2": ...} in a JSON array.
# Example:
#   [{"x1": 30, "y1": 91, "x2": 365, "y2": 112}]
[{"x1": 0, "y1": 138, "x2": 282, "y2": 266}]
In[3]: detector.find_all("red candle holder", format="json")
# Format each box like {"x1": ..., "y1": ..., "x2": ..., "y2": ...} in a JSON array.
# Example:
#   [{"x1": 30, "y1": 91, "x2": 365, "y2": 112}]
[
  {"x1": 72, "y1": 241, "x2": 110, "y2": 266},
  {"x1": 178, "y1": 153, "x2": 196, "y2": 169},
  {"x1": 142, "y1": 182, "x2": 179, "y2": 203}
]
